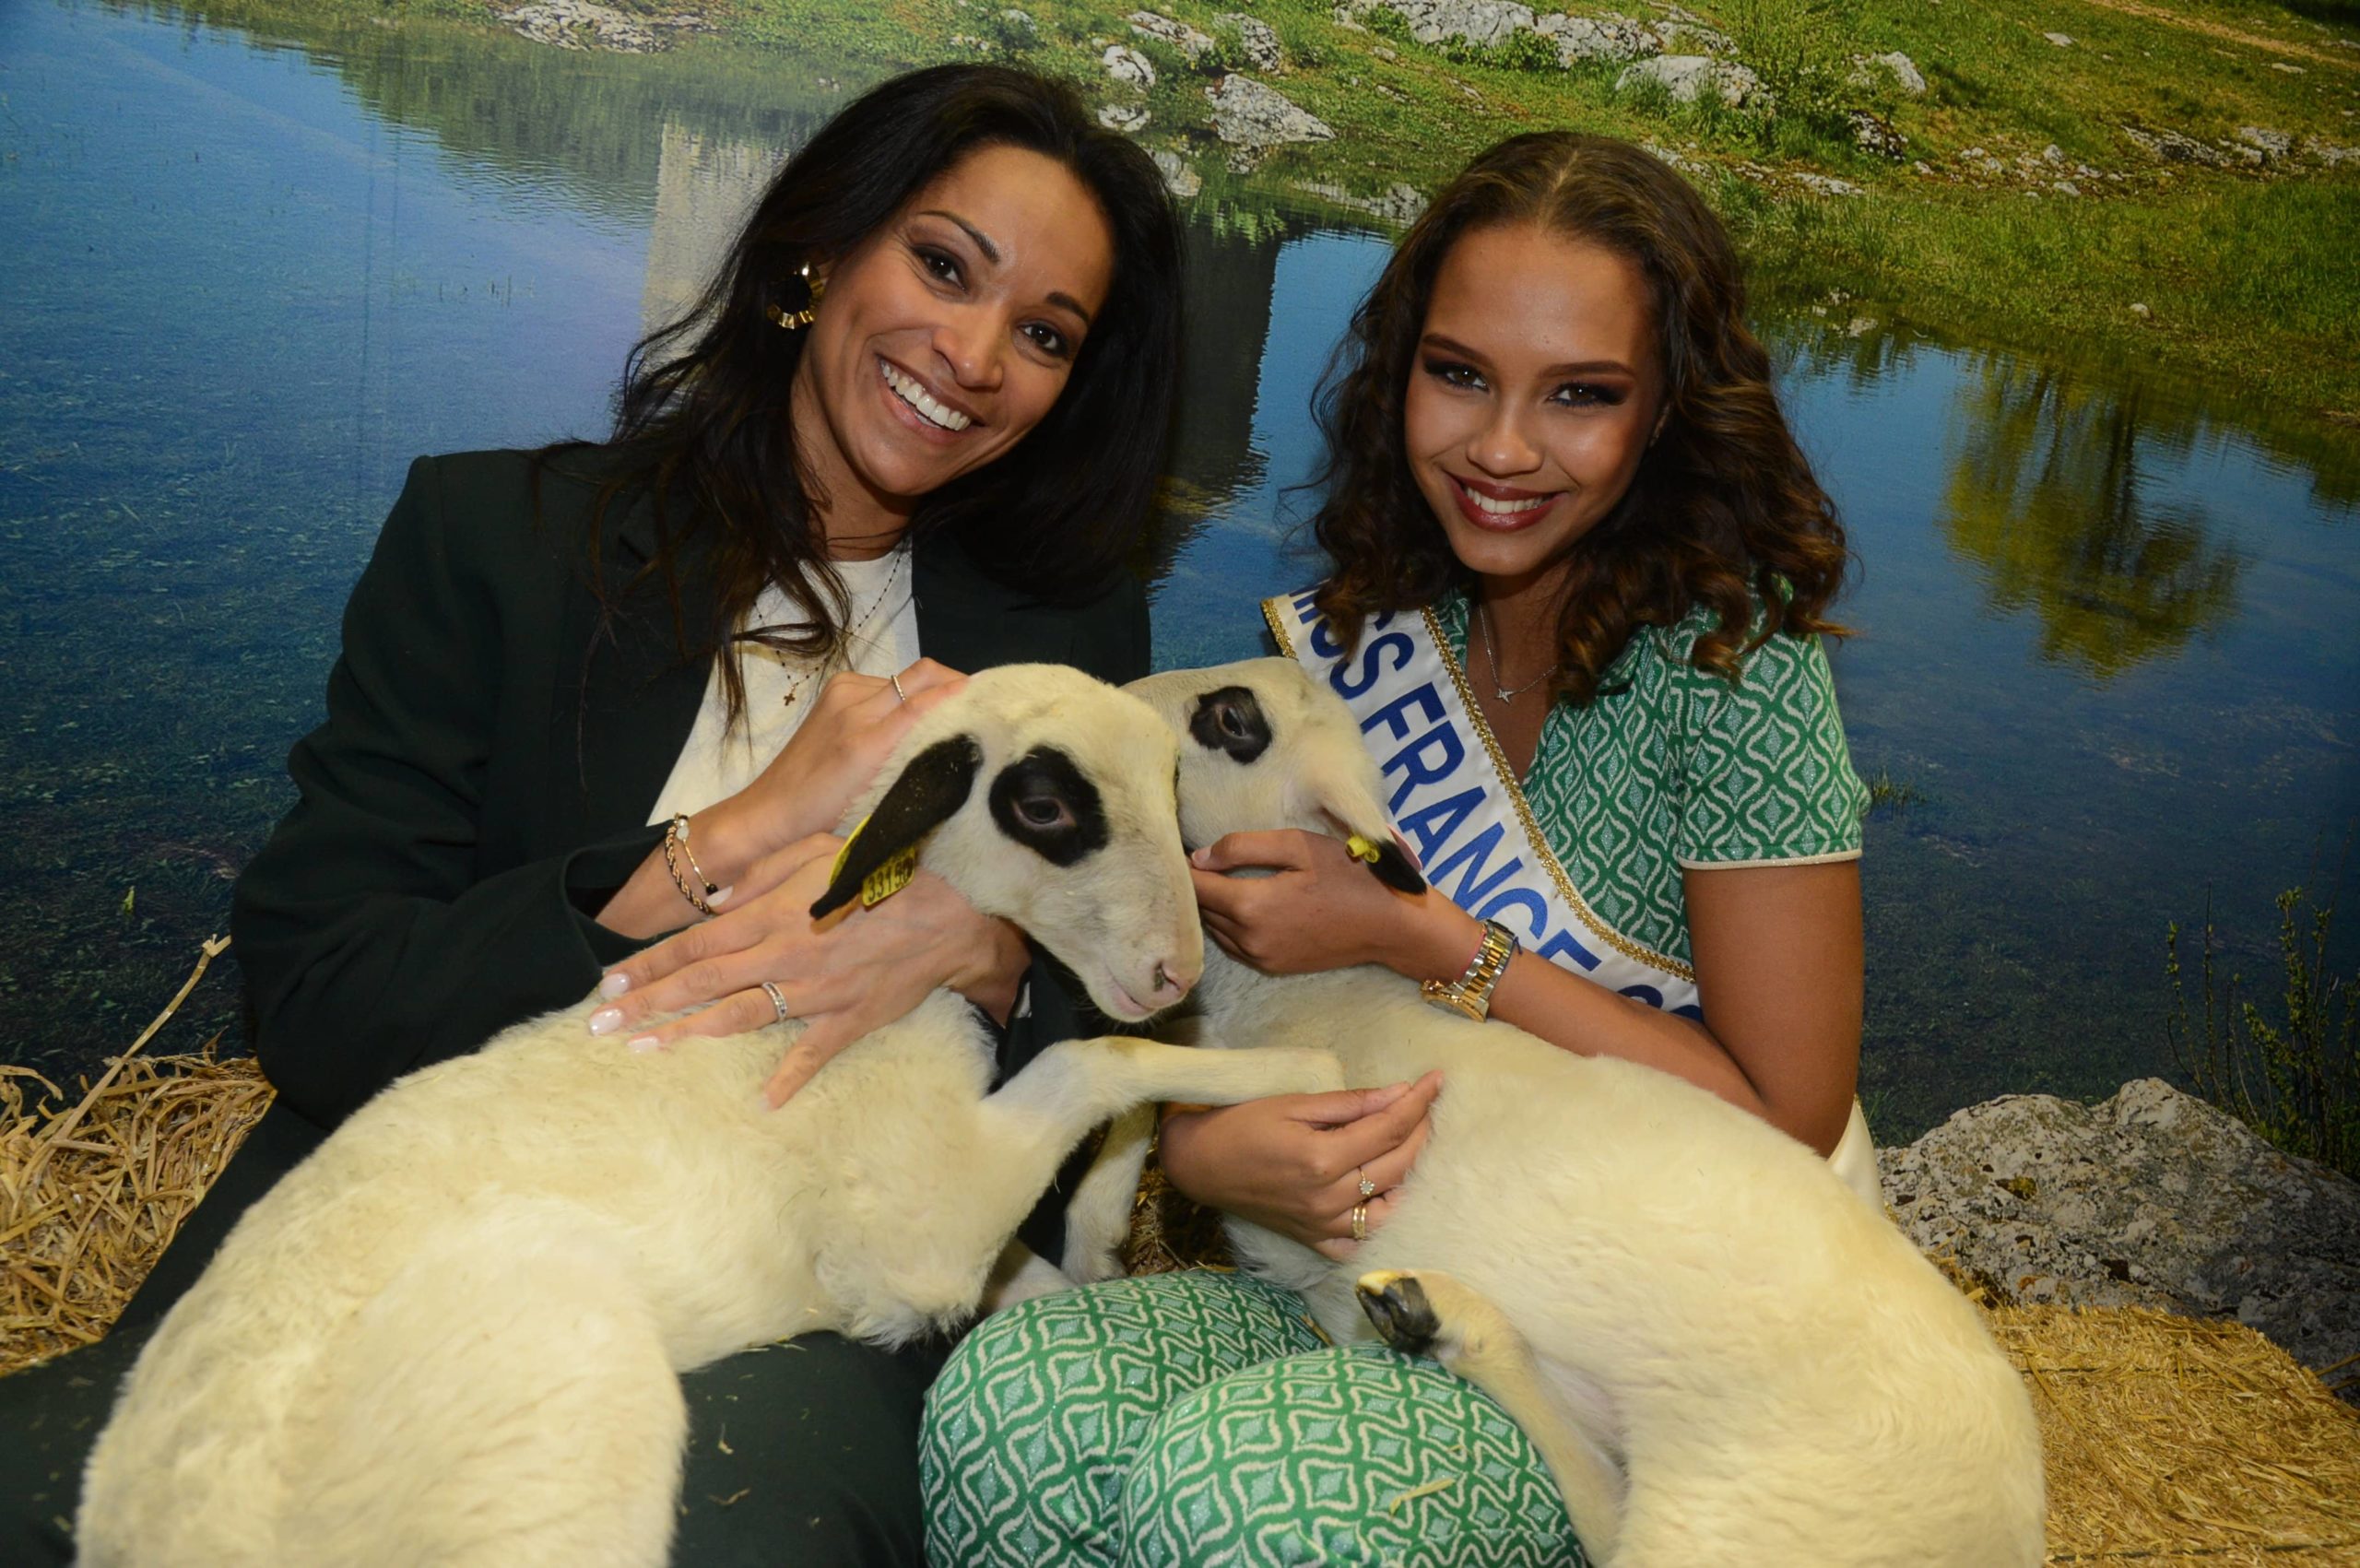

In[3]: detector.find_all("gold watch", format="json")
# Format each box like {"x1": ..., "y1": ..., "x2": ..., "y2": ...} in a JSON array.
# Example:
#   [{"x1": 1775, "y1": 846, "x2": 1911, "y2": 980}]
[{"x1": 1420, "y1": 919, "x2": 1518, "y2": 1021}]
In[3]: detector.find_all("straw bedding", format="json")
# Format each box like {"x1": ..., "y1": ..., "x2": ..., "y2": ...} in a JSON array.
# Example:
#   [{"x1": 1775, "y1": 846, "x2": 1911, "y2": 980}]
[{"x1": 6, "y1": 950, "x2": 2355, "y2": 1562}]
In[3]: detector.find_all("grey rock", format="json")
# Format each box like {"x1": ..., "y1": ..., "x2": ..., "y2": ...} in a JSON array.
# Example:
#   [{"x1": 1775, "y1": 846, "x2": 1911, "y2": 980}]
[
  {"x1": 1793, "y1": 171, "x2": 1865, "y2": 197},
  {"x1": 1534, "y1": 11, "x2": 1662, "y2": 64},
  {"x1": 2043, "y1": 30, "x2": 2073, "y2": 46},
  {"x1": 1098, "y1": 102, "x2": 1151, "y2": 132},
  {"x1": 1848, "y1": 110, "x2": 1906, "y2": 159},
  {"x1": 1360, "y1": 0, "x2": 1536, "y2": 50},
  {"x1": 1217, "y1": 12, "x2": 1286, "y2": 69},
  {"x1": 997, "y1": 7, "x2": 1034, "y2": 29},
  {"x1": 501, "y1": 0, "x2": 667, "y2": 53},
  {"x1": 1848, "y1": 49, "x2": 1926, "y2": 97},
  {"x1": 2307, "y1": 136, "x2": 2360, "y2": 167},
  {"x1": 1616, "y1": 53, "x2": 1769, "y2": 109},
  {"x1": 1653, "y1": 17, "x2": 1730, "y2": 53},
  {"x1": 1881, "y1": 1079, "x2": 2360, "y2": 1401},
  {"x1": 1103, "y1": 42, "x2": 1157, "y2": 88},
  {"x1": 1130, "y1": 9, "x2": 1217, "y2": 59},
  {"x1": 1150, "y1": 147, "x2": 1202, "y2": 198},
  {"x1": 1204, "y1": 74, "x2": 1336, "y2": 147},
  {"x1": 2122, "y1": 124, "x2": 2231, "y2": 167},
  {"x1": 1295, "y1": 178, "x2": 1428, "y2": 223},
  {"x1": 2237, "y1": 124, "x2": 2294, "y2": 161}
]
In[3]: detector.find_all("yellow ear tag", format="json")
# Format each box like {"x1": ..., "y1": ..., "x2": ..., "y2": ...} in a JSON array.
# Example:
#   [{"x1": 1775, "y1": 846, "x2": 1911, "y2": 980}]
[
  {"x1": 1345, "y1": 834, "x2": 1383, "y2": 866},
  {"x1": 861, "y1": 847, "x2": 919, "y2": 908},
  {"x1": 829, "y1": 816, "x2": 921, "y2": 910}
]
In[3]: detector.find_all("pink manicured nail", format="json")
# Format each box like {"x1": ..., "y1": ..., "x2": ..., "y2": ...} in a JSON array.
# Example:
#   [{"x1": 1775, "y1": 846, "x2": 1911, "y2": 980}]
[
  {"x1": 627, "y1": 1035, "x2": 662, "y2": 1054},
  {"x1": 598, "y1": 973, "x2": 631, "y2": 1000},
  {"x1": 587, "y1": 1007, "x2": 624, "y2": 1036},
  {"x1": 1189, "y1": 848, "x2": 1211, "y2": 867},
  {"x1": 710, "y1": 885, "x2": 734, "y2": 907}
]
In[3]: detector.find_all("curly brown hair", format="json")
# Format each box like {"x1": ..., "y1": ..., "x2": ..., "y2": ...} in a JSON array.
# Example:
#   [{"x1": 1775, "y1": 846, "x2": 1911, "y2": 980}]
[{"x1": 1310, "y1": 133, "x2": 1849, "y2": 703}]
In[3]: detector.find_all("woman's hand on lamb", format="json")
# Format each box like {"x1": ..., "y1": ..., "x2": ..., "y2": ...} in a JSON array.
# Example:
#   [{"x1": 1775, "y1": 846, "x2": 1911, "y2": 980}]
[
  {"x1": 591, "y1": 832, "x2": 1031, "y2": 1107},
  {"x1": 1192, "y1": 831, "x2": 1480, "y2": 983},
  {"x1": 691, "y1": 658, "x2": 970, "y2": 883},
  {"x1": 1158, "y1": 1071, "x2": 1443, "y2": 1259}
]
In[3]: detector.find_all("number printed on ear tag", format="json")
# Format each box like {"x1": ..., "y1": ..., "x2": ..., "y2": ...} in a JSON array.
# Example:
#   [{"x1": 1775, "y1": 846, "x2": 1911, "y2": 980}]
[
  {"x1": 829, "y1": 816, "x2": 920, "y2": 911},
  {"x1": 861, "y1": 847, "x2": 918, "y2": 908}
]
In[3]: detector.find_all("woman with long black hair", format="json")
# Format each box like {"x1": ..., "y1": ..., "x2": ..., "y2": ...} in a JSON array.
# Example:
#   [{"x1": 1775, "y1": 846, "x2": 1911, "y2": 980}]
[{"x1": 4, "y1": 64, "x2": 1182, "y2": 1566}]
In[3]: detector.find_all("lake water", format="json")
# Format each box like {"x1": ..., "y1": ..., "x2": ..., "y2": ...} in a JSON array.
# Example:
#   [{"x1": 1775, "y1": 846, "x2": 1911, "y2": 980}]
[{"x1": 5, "y1": 0, "x2": 2355, "y2": 1139}]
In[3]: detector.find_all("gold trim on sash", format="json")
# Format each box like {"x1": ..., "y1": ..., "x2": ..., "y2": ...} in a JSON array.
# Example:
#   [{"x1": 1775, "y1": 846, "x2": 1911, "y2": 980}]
[
  {"x1": 1263, "y1": 597, "x2": 1298, "y2": 658},
  {"x1": 1420, "y1": 607, "x2": 1697, "y2": 983}
]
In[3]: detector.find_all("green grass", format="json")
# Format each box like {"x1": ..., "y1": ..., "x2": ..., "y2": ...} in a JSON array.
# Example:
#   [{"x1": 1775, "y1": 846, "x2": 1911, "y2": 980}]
[
  {"x1": 852, "y1": 0, "x2": 2360, "y2": 420},
  {"x1": 2167, "y1": 884, "x2": 2360, "y2": 1179},
  {"x1": 266, "y1": 0, "x2": 2360, "y2": 422},
  {"x1": 1734, "y1": 173, "x2": 2360, "y2": 423},
  {"x1": 1863, "y1": 768, "x2": 1928, "y2": 814}
]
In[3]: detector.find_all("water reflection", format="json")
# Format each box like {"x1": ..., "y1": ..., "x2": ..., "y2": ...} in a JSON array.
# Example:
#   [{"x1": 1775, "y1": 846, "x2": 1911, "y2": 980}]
[
  {"x1": 1941, "y1": 360, "x2": 2245, "y2": 679},
  {"x1": 4, "y1": 0, "x2": 2354, "y2": 1142}
]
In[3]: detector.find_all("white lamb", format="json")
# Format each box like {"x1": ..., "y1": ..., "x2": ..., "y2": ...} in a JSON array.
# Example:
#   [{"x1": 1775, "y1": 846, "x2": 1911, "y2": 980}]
[
  {"x1": 1063, "y1": 658, "x2": 2046, "y2": 1568},
  {"x1": 76, "y1": 664, "x2": 1342, "y2": 1568}
]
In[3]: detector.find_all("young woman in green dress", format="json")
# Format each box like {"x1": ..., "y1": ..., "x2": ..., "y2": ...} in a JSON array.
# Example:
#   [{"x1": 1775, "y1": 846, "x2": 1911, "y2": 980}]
[{"x1": 921, "y1": 131, "x2": 1870, "y2": 1568}]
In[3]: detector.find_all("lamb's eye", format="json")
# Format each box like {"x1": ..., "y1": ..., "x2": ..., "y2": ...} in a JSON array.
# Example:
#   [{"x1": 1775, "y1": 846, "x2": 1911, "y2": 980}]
[
  {"x1": 1016, "y1": 796, "x2": 1071, "y2": 830},
  {"x1": 1218, "y1": 705, "x2": 1251, "y2": 740}
]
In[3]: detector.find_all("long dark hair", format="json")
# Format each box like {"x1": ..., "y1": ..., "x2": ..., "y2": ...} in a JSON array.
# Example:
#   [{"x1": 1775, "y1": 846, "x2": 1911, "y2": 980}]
[
  {"x1": 563, "y1": 65, "x2": 1183, "y2": 718},
  {"x1": 1310, "y1": 133, "x2": 1849, "y2": 704}
]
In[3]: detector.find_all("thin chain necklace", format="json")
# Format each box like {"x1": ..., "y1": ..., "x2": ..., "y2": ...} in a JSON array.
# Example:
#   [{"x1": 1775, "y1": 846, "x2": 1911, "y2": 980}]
[
  {"x1": 1476, "y1": 597, "x2": 1556, "y2": 705},
  {"x1": 761, "y1": 542, "x2": 910, "y2": 713}
]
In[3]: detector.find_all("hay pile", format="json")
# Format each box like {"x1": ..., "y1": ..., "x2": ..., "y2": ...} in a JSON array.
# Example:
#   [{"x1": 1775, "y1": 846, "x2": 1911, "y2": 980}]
[
  {"x1": 1, "y1": 936, "x2": 273, "y2": 1376},
  {"x1": 4, "y1": 954, "x2": 2356, "y2": 1562},
  {"x1": 1994, "y1": 1303, "x2": 2360, "y2": 1563}
]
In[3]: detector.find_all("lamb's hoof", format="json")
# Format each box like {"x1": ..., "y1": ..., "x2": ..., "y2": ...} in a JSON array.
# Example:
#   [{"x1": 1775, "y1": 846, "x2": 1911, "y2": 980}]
[{"x1": 1357, "y1": 1270, "x2": 1439, "y2": 1357}]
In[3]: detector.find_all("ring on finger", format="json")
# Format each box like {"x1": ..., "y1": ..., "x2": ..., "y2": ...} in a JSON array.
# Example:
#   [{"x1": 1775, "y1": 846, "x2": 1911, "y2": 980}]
[
  {"x1": 890, "y1": 672, "x2": 908, "y2": 704},
  {"x1": 1357, "y1": 1167, "x2": 1376, "y2": 1200},
  {"x1": 761, "y1": 981, "x2": 791, "y2": 1025},
  {"x1": 1350, "y1": 1204, "x2": 1368, "y2": 1243}
]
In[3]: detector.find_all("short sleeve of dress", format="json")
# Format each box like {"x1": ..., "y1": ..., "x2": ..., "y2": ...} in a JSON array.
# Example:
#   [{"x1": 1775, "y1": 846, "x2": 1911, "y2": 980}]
[{"x1": 1672, "y1": 628, "x2": 1869, "y2": 868}]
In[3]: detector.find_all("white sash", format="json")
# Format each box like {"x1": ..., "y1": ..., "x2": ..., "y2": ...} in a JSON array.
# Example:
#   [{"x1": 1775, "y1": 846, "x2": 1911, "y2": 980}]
[{"x1": 1264, "y1": 588, "x2": 1701, "y2": 1020}]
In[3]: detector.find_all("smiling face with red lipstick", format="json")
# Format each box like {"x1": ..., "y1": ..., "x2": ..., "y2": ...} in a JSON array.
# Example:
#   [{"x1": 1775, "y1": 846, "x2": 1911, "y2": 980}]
[
  {"x1": 789, "y1": 142, "x2": 1115, "y2": 553},
  {"x1": 1403, "y1": 222, "x2": 1665, "y2": 600}
]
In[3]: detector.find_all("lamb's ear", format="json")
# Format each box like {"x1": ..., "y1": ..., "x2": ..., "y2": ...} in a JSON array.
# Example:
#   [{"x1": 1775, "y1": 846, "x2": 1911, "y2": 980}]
[
  {"x1": 1355, "y1": 833, "x2": 1427, "y2": 896},
  {"x1": 1291, "y1": 758, "x2": 1427, "y2": 896},
  {"x1": 810, "y1": 735, "x2": 983, "y2": 919}
]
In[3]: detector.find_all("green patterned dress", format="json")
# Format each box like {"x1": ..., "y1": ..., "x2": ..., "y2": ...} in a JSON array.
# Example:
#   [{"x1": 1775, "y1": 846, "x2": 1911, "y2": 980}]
[{"x1": 920, "y1": 595, "x2": 1868, "y2": 1568}]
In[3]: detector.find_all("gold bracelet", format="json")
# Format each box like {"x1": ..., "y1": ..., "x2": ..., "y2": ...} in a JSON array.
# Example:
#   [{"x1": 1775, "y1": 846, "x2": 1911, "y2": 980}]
[
  {"x1": 1420, "y1": 918, "x2": 1518, "y2": 1022},
  {"x1": 663, "y1": 814, "x2": 718, "y2": 917}
]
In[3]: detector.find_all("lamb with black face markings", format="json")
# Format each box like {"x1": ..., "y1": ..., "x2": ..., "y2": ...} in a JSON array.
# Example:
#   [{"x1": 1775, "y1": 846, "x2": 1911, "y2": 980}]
[
  {"x1": 75, "y1": 664, "x2": 1344, "y2": 1568},
  {"x1": 1062, "y1": 657, "x2": 2047, "y2": 1568}
]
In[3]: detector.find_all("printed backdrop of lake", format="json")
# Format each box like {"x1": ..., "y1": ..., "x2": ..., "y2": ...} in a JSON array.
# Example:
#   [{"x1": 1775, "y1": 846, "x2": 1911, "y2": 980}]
[{"x1": 4, "y1": 0, "x2": 2354, "y2": 1139}]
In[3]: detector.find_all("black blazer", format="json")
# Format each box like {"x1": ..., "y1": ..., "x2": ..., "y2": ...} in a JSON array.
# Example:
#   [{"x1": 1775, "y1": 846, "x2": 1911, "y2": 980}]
[{"x1": 131, "y1": 447, "x2": 1147, "y2": 1324}]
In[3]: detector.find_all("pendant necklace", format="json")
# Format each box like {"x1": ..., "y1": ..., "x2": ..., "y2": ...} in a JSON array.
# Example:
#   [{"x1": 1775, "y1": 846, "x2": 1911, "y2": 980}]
[
  {"x1": 1477, "y1": 598, "x2": 1556, "y2": 705},
  {"x1": 764, "y1": 542, "x2": 911, "y2": 713}
]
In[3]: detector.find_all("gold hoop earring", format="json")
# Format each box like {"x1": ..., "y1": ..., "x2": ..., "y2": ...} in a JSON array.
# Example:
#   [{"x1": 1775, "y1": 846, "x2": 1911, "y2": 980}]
[{"x1": 764, "y1": 264, "x2": 824, "y2": 331}]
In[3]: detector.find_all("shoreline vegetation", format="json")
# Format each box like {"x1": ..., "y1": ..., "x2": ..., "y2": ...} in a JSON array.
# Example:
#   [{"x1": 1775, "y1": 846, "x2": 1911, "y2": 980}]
[{"x1": 368, "y1": 0, "x2": 2360, "y2": 433}]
